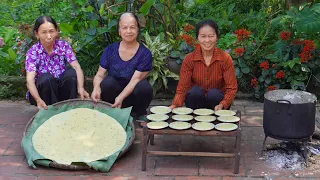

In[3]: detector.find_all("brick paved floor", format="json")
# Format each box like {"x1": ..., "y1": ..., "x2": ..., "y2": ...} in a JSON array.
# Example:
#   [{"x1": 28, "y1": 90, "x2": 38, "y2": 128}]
[{"x1": 0, "y1": 99, "x2": 319, "y2": 180}]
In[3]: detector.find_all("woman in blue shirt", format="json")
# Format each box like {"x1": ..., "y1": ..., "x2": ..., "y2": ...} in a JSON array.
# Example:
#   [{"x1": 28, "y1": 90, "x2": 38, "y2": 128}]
[{"x1": 91, "y1": 12, "x2": 153, "y2": 119}]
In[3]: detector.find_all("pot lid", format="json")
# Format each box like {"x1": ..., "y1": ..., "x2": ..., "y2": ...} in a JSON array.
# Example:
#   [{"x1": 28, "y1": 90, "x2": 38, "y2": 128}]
[{"x1": 264, "y1": 89, "x2": 317, "y2": 104}]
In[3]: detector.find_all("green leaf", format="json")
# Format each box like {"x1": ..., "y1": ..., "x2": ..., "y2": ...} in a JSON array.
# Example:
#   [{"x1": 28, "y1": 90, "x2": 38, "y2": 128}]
[
  {"x1": 261, "y1": 70, "x2": 268, "y2": 76},
  {"x1": 235, "y1": 67, "x2": 240, "y2": 77},
  {"x1": 283, "y1": 53, "x2": 290, "y2": 61},
  {"x1": 265, "y1": 78, "x2": 271, "y2": 84},
  {"x1": 227, "y1": 3, "x2": 235, "y2": 16},
  {"x1": 296, "y1": 9, "x2": 320, "y2": 34},
  {"x1": 99, "y1": 3, "x2": 105, "y2": 16},
  {"x1": 7, "y1": 48, "x2": 16, "y2": 60},
  {"x1": 258, "y1": 76, "x2": 265, "y2": 82},
  {"x1": 59, "y1": 23, "x2": 75, "y2": 35},
  {"x1": 139, "y1": 0, "x2": 156, "y2": 16},
  {"x1": 84, "y1": 5, "x2": 94, "y2": 12},
  {"x1": 290, "y1": 80, "x2": 305, "y2": 89},
  {"x1": 170, "y1": 51, "x2": 181, "y2": 58},
  {"x1": 108, "y1": 19, "x2": 118, "y2": 30},
  {"x1": 240, "y1": 66, "x2": 250, "y2": 74},
  {"x1": 86, "y1": 28, "x2": 96, "y2": 36},
  {"x1": 265, "y1": 54, "x2": 280, "y2": 62},
  {"x1": 179, "y1": 54, "x2": 186, "y2": 60},
  {"x1": 281, "y1": 58, "x2": 300, "y2": 69},
  {"x1": 243, "y1": 55, "x2": 251, "y2": 60},
  {"x1": 162, "y1": 76, "x2": 168, "y2": 89},
  {"x1": 0, "y1": 50, "x2": 8, "y2": 58}
]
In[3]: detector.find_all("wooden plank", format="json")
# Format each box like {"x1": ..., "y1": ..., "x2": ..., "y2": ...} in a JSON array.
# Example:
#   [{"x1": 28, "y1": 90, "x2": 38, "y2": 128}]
[
  {"x1": 147, "y1": 129, "x2": 238, "y2": 136},
  {"x1": 141, "y1": 126, "x2": 148, "y2": 171},
  {"x1": 147, "y1": 151, "x2": 235, "y2": 157}
]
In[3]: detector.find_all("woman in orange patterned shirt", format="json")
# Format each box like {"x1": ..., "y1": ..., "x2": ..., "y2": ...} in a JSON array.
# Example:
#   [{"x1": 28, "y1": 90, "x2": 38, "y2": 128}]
[{"x1": 170, "y1": 20, "x2": 237, "y2": 111}]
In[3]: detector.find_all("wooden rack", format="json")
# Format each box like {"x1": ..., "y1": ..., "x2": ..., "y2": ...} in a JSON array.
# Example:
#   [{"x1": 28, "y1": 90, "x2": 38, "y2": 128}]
[{"x1": 141, "y1": 111, "x2": 241, "y2": 174}]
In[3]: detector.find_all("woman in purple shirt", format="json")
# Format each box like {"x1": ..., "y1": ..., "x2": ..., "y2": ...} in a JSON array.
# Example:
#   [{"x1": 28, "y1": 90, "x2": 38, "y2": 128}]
[
  {"x1": 91, "y1": 12, "x2": 153, "y2": 119},
  {"x1": 25, "y1": 16, "x2": 89, "y2": 110}
]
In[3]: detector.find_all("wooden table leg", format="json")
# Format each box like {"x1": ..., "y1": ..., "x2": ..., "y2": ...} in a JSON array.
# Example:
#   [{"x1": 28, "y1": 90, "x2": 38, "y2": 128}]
[
  {"x1": 234, "y1": 129, "x2": 241, "y2": 174},
  {"x1": 142, "y1": 126, "x2": 148, "y2": 171},
  {"x1": 150, "y1": 134, "x2": 154, "y2": 145}
]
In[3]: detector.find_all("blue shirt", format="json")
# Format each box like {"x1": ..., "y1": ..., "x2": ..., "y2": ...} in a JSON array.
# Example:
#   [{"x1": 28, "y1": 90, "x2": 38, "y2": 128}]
[{"x1": 100, "y1": 42, "x2": 152, "y2": 87}]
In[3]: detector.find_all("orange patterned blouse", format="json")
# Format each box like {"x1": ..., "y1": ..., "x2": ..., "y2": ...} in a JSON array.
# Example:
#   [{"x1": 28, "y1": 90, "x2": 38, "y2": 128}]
[{"x1": 172, "y1": 47, "x2": 238, "y2": 109}]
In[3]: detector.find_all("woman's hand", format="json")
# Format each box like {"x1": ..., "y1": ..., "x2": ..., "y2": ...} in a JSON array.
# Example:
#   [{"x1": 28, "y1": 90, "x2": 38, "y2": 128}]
[
  {"x1": 36, "y1": 98, "x2": 48, "y2": 110},
  {"x1": 169, "y1": 105, "x2": 176, "y2": 110},
  {"x1": 112, "y1": 96, "x2": 123, "y2": 108},
  {"x1": 78, "y1": 87, "x2": 89, "y2": 100},
  {"x1": 214, "y1": 104, "x2": 224, "y2": 111},
  {"x1": 91, "y1": 88, "x2": 101, "y2": 102}
]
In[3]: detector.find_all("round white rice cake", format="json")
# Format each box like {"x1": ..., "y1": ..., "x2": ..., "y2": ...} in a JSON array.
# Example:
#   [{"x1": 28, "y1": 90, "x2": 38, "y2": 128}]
[
  {"x1": 194, "y1": 115, "x2": 216, "y2": 122},
  {"x1": 215, "y1": 123, "x2": 238, "y2": 131},
  {"x1": 172, "y1": 107, "x2": 193, "y2": 115},
  {"x1": 172, "y1": 114, "x2": 193, "y2": 121},
  {"x1": 146, "y1": 114, "x2": 169, "y2": 121},
  {"x1": 150, "y1": 106, "x2": 171, "y2": 114},
  {"x1": 169, "y1": 121, "x2": 191, "y2": 130},
  {"x1": 192, "y1": 122, "x2": 215, "y2": 131},
  {"x1": 193, "y1": 108, "x2": 214, "y2": 116},
  {"x1": 217, "y1": 116, "x2": 240, "y2": 123},
  {"x1": 32, "y1": 108, "x2": 127, "y2": 165},
  {"x1": 214, "y1": 110, "x2": 236, "y2": 117}
]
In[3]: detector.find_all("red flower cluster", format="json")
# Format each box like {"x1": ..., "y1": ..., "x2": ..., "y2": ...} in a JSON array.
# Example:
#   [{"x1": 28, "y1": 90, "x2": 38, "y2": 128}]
[
  {"x1": 259, "y1": 61, "x2": 269, "y2": 70},
  {"x1": 276, "y1": 71, "x2": 285, "y2": 79},
  {"x1": 181, "y1": 34, "x2": 195, "y2": 45},
  {"x1": 250, "y1": 78, "x2": 258, "y2": 88},
  {"x1": 291, "y1": 39, "x2": 303, "y2": 45},
  {"x1": 234, "y1": 47, "x2": 245, "y2": 56},
  {"x1": 234, "y1": 29, "x2": 251, "y2": 41},
  {"x1": 279, "y1": 31, "x2": 291, "y2": 41},
  {"x1": 267, "y1": 85, "x2": 277, "y2": 91},
  {"x1": 299, "y1": 40, "x2": 316, "y2": 63},
  {"x1": 183, "y1": 24, "x2": 195, "y2": 32}
]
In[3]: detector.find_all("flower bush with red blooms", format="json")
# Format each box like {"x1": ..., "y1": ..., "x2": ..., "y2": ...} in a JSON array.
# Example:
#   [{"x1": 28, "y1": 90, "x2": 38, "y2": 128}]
[
  {"x1": 234, "y1": 47, "x2": 245, "y2": 57},
  {"x1": 183, "y1": 24, "x2": 195, "y2": 32},
  {"x1": 234, "y1": 28, "x2": 251, "y2": 41},
  {"x1": 279, "y1": 31, "x2": 291, "y2": 41},
  {"x1": 250, "y1": 78, "x2": 258, "y2": 88},
  {"x1": 169, "y1": 23, "x2": 197, "y2": 65},
  {"x1": 275, "y1": 71, "x2": 285, "y2": 79},
  {"x1": 259, "y1": 61, "x2": 269, "y2": 70},
  {"x1": 251, "y1": 30, "x2": 319, "y2": 99},
  {"x1": 299, "y1": 40, "x2": 316, "y2": 63},
  {"x1": 218, "y1": 28, "x2": 255, "y2": 80}
]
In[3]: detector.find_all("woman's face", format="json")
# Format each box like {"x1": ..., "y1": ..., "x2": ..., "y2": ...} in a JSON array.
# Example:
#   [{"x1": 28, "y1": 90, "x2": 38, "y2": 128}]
[
  {"x1": 118, "y1": 15, "x2": 138, "y2": 42},
  {"x1": 197, "y1": 25, "x2": 217, "y2": 52},
  {"x1": 35, "y1": 21, "x2": 58, "y2": 47}
]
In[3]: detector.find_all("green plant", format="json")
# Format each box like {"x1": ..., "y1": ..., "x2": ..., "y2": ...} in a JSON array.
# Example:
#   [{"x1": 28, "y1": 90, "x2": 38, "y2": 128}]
[
  {"x1": 168, "y1": 23, "x2": 196, "y2": 64},
  {"x1": 143, "y1": 32, "x2": 179, "y2": 94},
  {"x1": 250, "y1": 31, "x2": 320, "y2": 98},
  {"x1": 0, "y1": 27, "x2": 21, "y2": 76},
  {"x1": 217, "y1": 32, "x2": 237, "y2": 53},
  {"x1": 271, "y1": 3, "x2": 320, "y2": 37}
]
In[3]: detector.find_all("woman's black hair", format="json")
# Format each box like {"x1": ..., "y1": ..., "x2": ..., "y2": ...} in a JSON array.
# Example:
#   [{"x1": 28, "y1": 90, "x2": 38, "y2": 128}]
[
  {"x1": 196, "y1": 19, "x2": 219, "y2": 38},
  {"x1": 117, "y1": 12, "x2": 140, "y2": 35},
  {"x1": 33, "y1": 16, "x2": 58, "y2": 33}
]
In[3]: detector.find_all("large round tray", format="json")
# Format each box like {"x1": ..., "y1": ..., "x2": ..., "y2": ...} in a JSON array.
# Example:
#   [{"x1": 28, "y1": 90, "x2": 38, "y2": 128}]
[{"x1": 23, "y1": 98, "x2": 136, "y2": 170}]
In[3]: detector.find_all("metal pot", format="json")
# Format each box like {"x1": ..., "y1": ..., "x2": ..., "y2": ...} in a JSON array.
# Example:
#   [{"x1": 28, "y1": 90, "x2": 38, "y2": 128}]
[{"x1": 263, "y1": 89, "x2": 317, "y2": 141}]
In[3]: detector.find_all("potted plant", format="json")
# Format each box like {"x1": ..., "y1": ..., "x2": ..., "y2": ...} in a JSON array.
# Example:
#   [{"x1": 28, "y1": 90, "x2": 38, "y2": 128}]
[
  {"x1": 143, "y1": 32, "x2": 179, "y2": 95},
  {"x1": 167, "y1": 24, "x2": 197, "y2": 75}
]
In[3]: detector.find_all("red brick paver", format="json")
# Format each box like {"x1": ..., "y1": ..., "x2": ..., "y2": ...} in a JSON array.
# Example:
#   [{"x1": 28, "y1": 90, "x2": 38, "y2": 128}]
[{"x1": 0, "y1": 100, "x2": 319, "y2": 180}]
